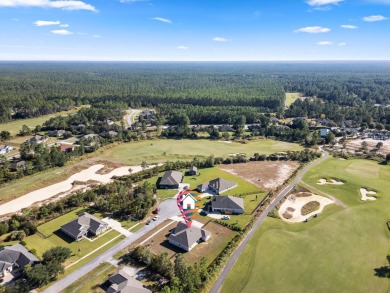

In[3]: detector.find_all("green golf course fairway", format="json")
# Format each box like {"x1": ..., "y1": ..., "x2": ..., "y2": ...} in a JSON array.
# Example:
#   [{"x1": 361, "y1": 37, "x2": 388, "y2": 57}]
[
  {"x1": 221, "y1": 158, "x2": 390, "y2": 293},
  {"x1": 100, "y1": 139, "x2": 302, "y2": 164}
]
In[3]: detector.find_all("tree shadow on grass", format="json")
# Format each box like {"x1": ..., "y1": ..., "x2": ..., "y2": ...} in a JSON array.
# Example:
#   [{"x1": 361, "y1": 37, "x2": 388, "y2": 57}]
[{"x1": 374, "y1": 266, "x2": 390, "y2": 278}]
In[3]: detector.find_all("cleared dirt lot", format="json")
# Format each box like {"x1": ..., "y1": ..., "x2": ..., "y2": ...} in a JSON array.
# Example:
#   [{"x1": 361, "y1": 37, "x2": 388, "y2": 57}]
[
  {"x1": 219, "y1": 161, "x2": 300, "y2": 191},
  {"x1": 345, "y1": 138, "x2": 390, "y2": 154}
]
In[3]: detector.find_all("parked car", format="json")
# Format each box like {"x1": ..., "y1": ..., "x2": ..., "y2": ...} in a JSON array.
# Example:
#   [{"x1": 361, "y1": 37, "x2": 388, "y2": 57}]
[
  {"x1": 152, "y1": 208, "x2": 160, "y2": 214},
  {"x1": 146, "y1": 220, "x2": 151, "y2": 225},
  {"x1": 153, "y1": 215, "x2": 160, "y2": 221},
  {"x1": 221, "y1": 215, "x2": 230, "y2": 220}
]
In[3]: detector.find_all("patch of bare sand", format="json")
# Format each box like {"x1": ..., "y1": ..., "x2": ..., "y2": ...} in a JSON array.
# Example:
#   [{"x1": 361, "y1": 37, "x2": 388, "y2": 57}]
[
  {"x1": 219, "y1": 161, "x2": 300, "y2": 191},
  {"x1": 317, "y1": 179, "x2": 344, "y2": 185},
  {"x1": 360, "y1": 188, "x2": 377, "y2": 201}
]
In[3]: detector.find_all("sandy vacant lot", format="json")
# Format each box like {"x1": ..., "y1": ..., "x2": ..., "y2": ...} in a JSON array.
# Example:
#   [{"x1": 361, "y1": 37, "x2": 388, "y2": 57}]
[
  {"x1": 346, "y1": 138, "x2": 390, "y2": 154},
  {"x1": 220, "y1": 161, "x2": 300, "y2": 191}
]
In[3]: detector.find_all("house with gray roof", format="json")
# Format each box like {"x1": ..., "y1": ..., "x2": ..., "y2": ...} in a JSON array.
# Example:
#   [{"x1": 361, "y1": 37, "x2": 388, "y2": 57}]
[
  {"x1": 188, "y1": 166, "x2": 198, "y2": 176},
  {"x1": 168, "y1": 222, "x2": 211, "y2": 252},
  {"x1": 105, "y1": 270, "x2": 151, "y2": 293},
  {"x1": 197, "y1": 178, "x2": 237, "y2": 194},
  {"x1": 159, "y1": 171, "x2": 183, "y2": 189},
  {"x1": 61, "y1": 212, "x2": 108, "y2": 241},
  {"x1": 211, "y1": 196, "x2": 244, "y2": 214},
  {"x1": 0, "y1": 244, "x2": 38, "y2": 277},
  {"x1": 27, "y1": 134, "x2": 48, "y2": 144}
]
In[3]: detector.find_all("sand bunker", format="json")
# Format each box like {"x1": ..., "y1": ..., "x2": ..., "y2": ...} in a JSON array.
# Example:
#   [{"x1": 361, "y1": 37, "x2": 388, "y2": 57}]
[
  {"x1": 317, "y1": 179, "x2": 344, "y2": 185},
  {"x1": 279, "y1": 193, "x2": 334, "y2": 223},
  {"x1": 0, "y1": 164, "x2": 147, "y2": 216},
  {"x1": 360, "y1": 188, "x2": 377, "y2": 201}
]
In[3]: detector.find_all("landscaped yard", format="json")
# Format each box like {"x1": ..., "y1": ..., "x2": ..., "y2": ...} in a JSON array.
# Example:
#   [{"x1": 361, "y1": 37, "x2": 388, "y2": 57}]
[
  {"x1": 62, "y1": 262, "x2": 117, "y2": 293},
  {"x1": 285, "y1": 92, "x2": 301, "y2": 107},
  {"x1": 100, "y1": 139, "x2": 303, "y2": 165},
  {"x1": 221, "y1": 158, "x2": 390, "y2": 293}
]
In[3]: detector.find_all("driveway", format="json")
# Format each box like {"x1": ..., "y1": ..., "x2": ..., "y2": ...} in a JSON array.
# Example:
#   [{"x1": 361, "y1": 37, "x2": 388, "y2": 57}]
[{"x1": 102, "y1": 218, "x2": 132, "y2": 237}]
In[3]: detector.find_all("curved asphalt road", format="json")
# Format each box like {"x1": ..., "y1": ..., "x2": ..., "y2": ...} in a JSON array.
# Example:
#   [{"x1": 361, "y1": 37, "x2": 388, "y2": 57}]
[
  {"x1": 210, "y1": 150, "x2": 329, "y2": 293},
  {"x1": 43, "y1": 198, "x2": 179, "y2": 293}
]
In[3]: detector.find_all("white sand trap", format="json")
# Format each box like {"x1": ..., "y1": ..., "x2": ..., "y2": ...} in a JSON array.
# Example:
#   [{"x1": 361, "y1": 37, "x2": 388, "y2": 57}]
[
  {"x1": 0, "y1": 164, "x2": 148, "y2": 216},
  {"x1": 360, "y1": 188, "x2": 377, "y2": 201},
  {"x1": 278, "y1": 193, "x2": 334, "y2": 223},
  {"x1": 317, "y1": 178, "x2": 344, "y2": 185}
]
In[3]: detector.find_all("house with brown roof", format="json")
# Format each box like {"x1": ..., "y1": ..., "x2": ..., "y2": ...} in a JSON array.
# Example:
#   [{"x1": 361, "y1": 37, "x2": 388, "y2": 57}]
[{"x1": 168, "y1": 222, "x2": 211, "y2": 252}]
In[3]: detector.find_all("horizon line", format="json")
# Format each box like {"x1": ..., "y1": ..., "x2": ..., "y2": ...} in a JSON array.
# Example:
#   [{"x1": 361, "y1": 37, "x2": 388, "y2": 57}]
[{"x1": 0, "y1": 60, "x2": 390, "y2": 63}]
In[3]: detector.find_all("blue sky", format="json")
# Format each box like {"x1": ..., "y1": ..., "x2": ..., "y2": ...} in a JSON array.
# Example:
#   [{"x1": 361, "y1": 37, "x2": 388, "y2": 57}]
[{"x1": 0, "y1": 0, "x2": 389, "y2": 61}]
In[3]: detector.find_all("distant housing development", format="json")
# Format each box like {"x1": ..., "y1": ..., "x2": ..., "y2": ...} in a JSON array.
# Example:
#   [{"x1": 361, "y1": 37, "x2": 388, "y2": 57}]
[
  {"x1": 159, "y1": 171, "x2": 183, "y2": 189},
  {"x1": 60, "y1": 212, "x2": 109, "y2": 241},
  {"x1": 168, "y1": 222, "x2": 211, "y2": 252}
]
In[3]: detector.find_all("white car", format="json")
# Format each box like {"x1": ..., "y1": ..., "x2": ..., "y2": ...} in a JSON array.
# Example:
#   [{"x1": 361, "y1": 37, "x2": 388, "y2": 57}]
[
  {"x1": 153, "y1": 215, "x2": 160, "y2": 221},
  {"x1": 222, "y1": 215, "x2": 230, "y2": 220}
]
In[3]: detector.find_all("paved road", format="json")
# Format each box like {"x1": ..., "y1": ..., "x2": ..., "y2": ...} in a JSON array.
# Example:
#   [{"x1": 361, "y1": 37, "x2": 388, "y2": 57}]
[
  {"x1": 210, "y1": 151, "x2": 330, "y2": 293},
  {"x1": 43, "y1": 197, "x2": 179, "y2": 293},
  {"x1": 126, "y1": 109, "x2": 142, "y2": 128}
]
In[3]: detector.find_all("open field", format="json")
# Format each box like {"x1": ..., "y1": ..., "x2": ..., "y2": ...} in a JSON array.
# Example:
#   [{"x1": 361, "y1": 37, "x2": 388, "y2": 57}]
[
  {"x1": 285, "y1": 92, "x2": 301, "y2": 107},
  {"x1": 219, "y1": 161, "x2": 300, "y2": 191},
  {"x1": 100, "y1": 139, "x2": 303, "y2": 165},
  {"x1": 0, "y1": 106, "x2": 87, "y2": 137},
  {"x1": 62, "y1": 262, "x2": 116, "y2": 293},
  {"x1": 345, "y1": 138, "x2": 390, "y2": 155},
  {"x1": 221, "y1": 158, "x2": 390, "y2": 293}
]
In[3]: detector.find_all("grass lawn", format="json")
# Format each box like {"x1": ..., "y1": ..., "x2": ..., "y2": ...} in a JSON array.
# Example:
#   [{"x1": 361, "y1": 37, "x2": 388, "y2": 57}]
[
  {"x1": 221, "y1": 158, "x2": 390, "y2": 293},
  {"x1": 285, "y1": 92, "x2": 301, "y2": 108},
  {"x1": 22, "y1": 208, "x2": 122, "y2": 267},
  {"x1": 62, "y1": 262, "x2": 117, "y2": 293},
  {"x1": 0, "y1": 106, "x2": 87, "y2": 137},
  {"x1": 100, "y1": 139, "x2": 302, "y2": 165}
]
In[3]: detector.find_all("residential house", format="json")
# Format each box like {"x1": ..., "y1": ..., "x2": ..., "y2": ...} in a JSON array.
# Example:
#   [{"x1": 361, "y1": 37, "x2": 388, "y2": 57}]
[
  {"x1": 27, "y1": 134, "x2": 47, "y2": 144},
  {"x1": 60, "y1": 212, "x2": 109, "y2": 241},
  {"x1": 218, "y1": 125, "x2": 233, "y2": 132},
  {"x1": 139, "y1": 110, "x2": 155, "y2": 124},
  {"x1": 10, "y1": 160, "x2": 26, "y2": 171},
  {"x1": 105, "y1": 270, "x2": 151, "y2": 293},
  {"x1": 269, "y1": 117, "x2": 279, "y2": 124},
  {"x1": 197, "y1": 178, "x2": 237, "y2": 194},
  {"x1": 168, "y1": 222, "x2": 211, "y2": 252},
  {"x1": 99, "y1": 131, "x2": 118, "y2": 138},
  {"x1": 49, "y1": 129, "x2": 66, "y2": 137},
  {"x1": 0, "y1": 145, "x2": 13, "y2": 155},
  {"x1": 211, "y1": 196, "x2": 245, "y2": 214},
  {"x1": 106, "y1": 119, "x2": 115, "y2": 126},
  {"x1": 0, "y1": 244, "x2": 39, "y2": 278},
  {"x1": 57, "y1": 144, "x2": 75, "y2": 153},
  {"x1": 188, "y1": 166, "x2": 198, "y2": 176},
  {"x1": 159, "y1": 171, "x2": 183, "y2": 189},
  {"x1": 319, "y1": 128, "x2": 330, "y2": 137}
]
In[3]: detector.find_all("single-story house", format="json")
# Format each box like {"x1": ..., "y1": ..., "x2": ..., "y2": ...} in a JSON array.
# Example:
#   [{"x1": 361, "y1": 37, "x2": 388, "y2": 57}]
[
  {"x1": 83, "y1": 133, "x2": 99, "y2": 139},
  {"x1": 211, "y1": 196, "x2": 245, "y2": 214},
  {"x1": 27, "y1": 134, "x2": 48, "y2": 144},
  {"x1": 168, "y1": 222, "x2": 211, "y2": 252},
  {"x1": 105, "y1": 269, "x2": 151, "y2": 293},
  {"x1": 49, "y1": 129, "x2": 66, "y2": 137},
  {"x1": 218, "y1": 125, "x2": 233, "y2": 132},
  {"x1": 60, "y1": 212, "x2": 109, "y2": 241},
  {"x1": 188, "y1": 166, "x2": 198, "y2": 176},
  {"x1": 159, "y1": 171, "x2": 183, "y2": 189},
  {"x1": 0, "y1": 244, "x2": 39, "y2": 278},
  {"x1": 10, "y1": 160, "x2": 26, "y2": 171},
  {"x1": 0, "y1": 145, "x2": 13, "y2": 155},
  {"x1": 57, "y1": 144, "x2": 76, "y2": 153},
  {"x1": 319, "y1": 128, "x2": 330, "y2": 137},
  {"x1": 197, "y1": 178, "x2": 237, "y2": 194}
]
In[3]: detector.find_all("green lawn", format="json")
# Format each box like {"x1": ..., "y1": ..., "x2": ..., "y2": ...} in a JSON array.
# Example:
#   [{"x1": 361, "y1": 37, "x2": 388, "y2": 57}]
[
  {"x1": 222, "y1": 158, "x2": 390, "y2": 293},
  {"x1": 100, "y1": 139, "x2": 302, "y2": 165},
  {"x1": 0, "y1": 106, "x2": 87, "y2": 136},
  {"x1": 22, "y1": 208, "x2": 122, "y2": 267},
  {"x1": 285, "y1": 92, "x2": 301, "y2": 107},
  {"x1": 62, "y1": 262, "x2": 116, "y2": 293}
]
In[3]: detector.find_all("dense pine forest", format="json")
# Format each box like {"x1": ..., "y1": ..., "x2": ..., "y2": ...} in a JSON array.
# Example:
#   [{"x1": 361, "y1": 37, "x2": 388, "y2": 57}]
[{"x1": 0, "y1": 62, "x2": 389, "y2": 125}]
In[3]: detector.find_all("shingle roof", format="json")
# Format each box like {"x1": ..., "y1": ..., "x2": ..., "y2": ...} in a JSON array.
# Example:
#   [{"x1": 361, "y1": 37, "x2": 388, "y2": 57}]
[
  {"x1": 208, "y1": 178, "x2": 237, "y2": 193},
  {"x1": 61, "y1": 212, "x2": 107, "y2": 239},
  {"x1": 189, "y1": 166, "x2": 198, "y2": 172},
  {"x1": 168, "y1": 222, "x2": 211, "y2": 250},
  {"x1": 0, "y1": 244, "x2": 38, "y2": 270},
  {"x1": 211, "y1": 196, "x2": 244, "y2": 211},
  {"x1": 160, "y1": 171, "x2": 182, "y2": 186},
  {"x1": 107, "y1": 270, "x2": 151, "y2": 293}
]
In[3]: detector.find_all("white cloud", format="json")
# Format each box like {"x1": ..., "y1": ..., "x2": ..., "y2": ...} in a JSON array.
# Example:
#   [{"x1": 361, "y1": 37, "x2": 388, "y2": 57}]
[
  {"x1": 177, "y1": 45, "x2": 189, "y2": 50},
  {"x1": 306, "y1": 0, "x2": 343, "y2": 6},
  {"x1": 363, "y1": 15, "x2": 388, "y2": 22},
  {"x1": 151, "y1": 17, "x2": 172, "y2": 23},
  {"x1": 34, "y1": 20, "x2": 60, "y2": 26},
  {"x1": 51, "y1": 29, "x2": 73, "y2": 35},
  {"x1": 0, "y1": 0, "x2": 97, "y2": 12},
  {"x1": 60, "y1": 24, "x2": 69, "y2": 27},
  {"x1": 338, "y1": 42, "x2": 347, "y2": 46},
  {"x1": 294, "y1": 26, "x2": 331, "y2": 33},
  {"x1": 317, "y1": 41, "x2": 333, "y2": 45},
  {"x1": 213, "y1": 37, "x2": 228, "y2": 42},
  {"x1": 341, "y1": 24, "x2": 358, "y2": 29}
]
